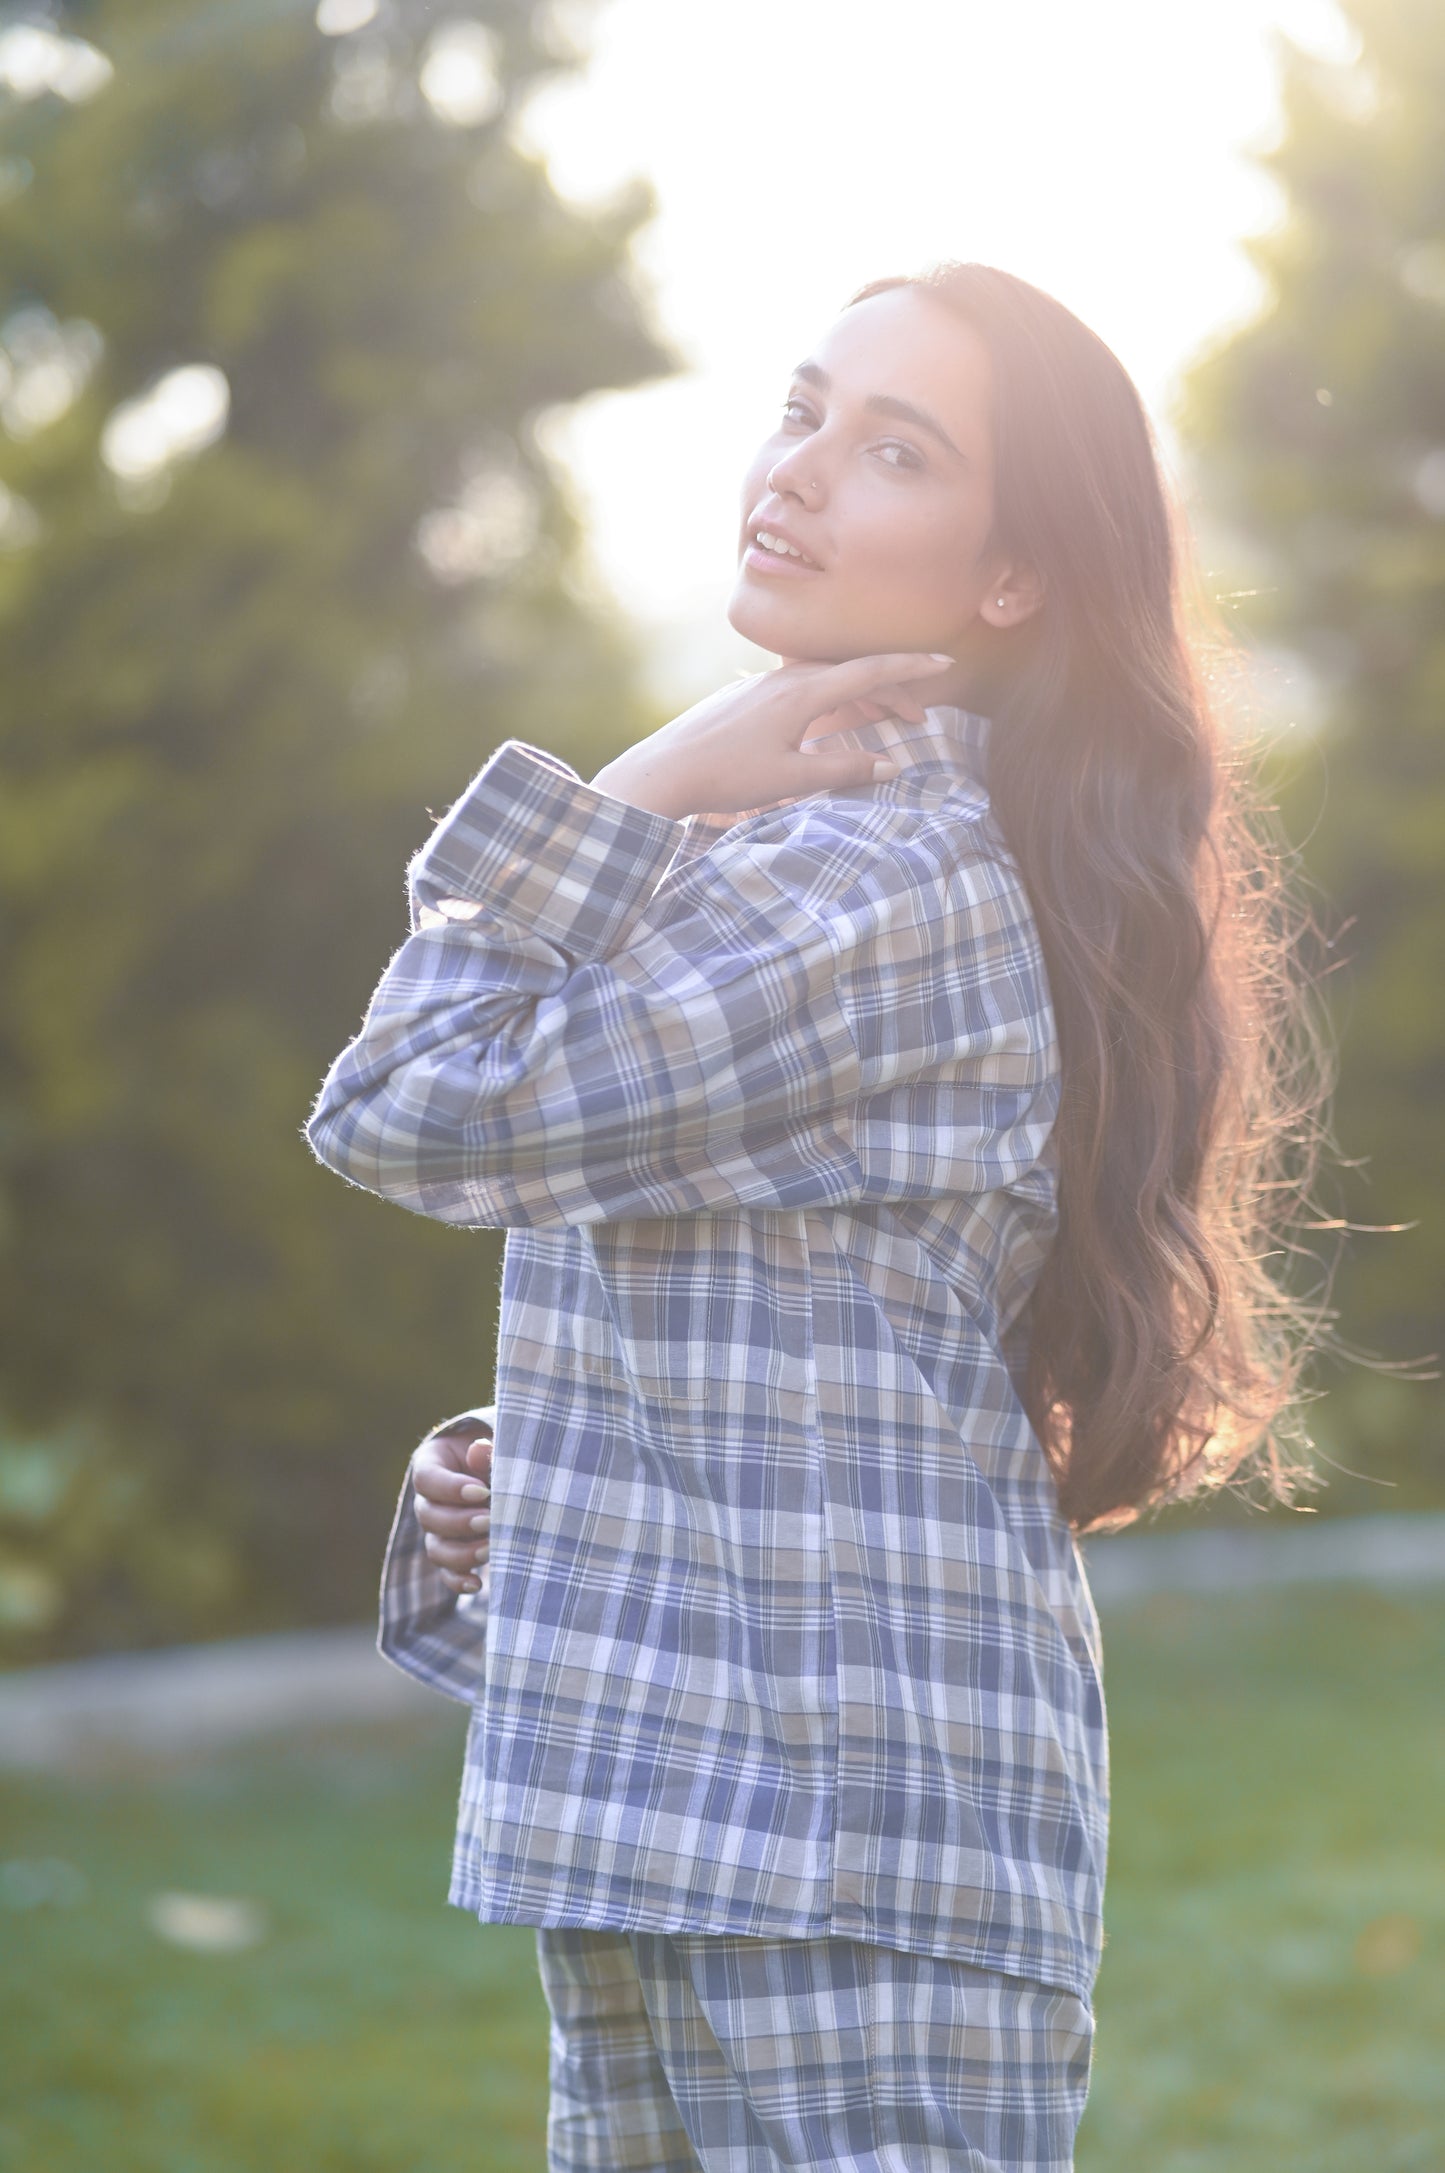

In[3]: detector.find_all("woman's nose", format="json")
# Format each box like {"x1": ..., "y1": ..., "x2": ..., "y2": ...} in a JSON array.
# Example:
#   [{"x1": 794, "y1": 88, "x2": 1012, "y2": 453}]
[{"x1": 766, "y1": 455, "x2": 823, "y2": 502}]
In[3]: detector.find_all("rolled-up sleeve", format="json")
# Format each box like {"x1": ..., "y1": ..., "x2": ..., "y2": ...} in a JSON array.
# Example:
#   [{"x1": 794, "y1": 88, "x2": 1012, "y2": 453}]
[{"x1": 304, "y1": 738, "x2": 1052, "y2": 1229}]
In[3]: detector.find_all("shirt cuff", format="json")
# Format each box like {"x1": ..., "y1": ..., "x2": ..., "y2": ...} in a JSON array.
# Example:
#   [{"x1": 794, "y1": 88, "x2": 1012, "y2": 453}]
[
  {"x1": 427, "y1": 1402, "x2": 497, "y2": 1439},
  {"x1": 376, "y1": 1453, "x2": 488, "y2": 1706},
  {"x1": 410, "y1": 740, "x2": 688, "y2": 961}
]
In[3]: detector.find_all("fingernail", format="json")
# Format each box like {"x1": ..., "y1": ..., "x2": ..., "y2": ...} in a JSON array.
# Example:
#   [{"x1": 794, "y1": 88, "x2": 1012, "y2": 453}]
[
  {"x1": 928, "y1": 652, "x2": 954, "y2": 664},
  {"x1": 461, "y1": 1483, "x2": 489, "y2": 1503},
  {"x1": 469, "y1": 1513, "x2": 490, "y2": 1532},
  {"x1": 872, "y1": 760, "x2": 898, "y2": 779}
]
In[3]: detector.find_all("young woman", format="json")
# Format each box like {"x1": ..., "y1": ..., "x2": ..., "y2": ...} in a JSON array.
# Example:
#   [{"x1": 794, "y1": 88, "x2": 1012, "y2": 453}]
[{"x1": 306, "y1": 262, "x2": 1322, "y2": 2172}]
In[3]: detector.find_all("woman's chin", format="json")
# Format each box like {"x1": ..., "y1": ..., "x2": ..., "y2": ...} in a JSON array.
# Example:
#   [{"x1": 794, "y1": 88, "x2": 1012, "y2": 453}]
[{"x1": 727, "y1": 581, "x2": 835, "y2": 657}]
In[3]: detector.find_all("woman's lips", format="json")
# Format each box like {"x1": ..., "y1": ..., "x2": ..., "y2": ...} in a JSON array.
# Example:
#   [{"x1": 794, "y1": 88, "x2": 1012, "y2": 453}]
[{"x1": 742, "y1": 540, "x2": 824, "y2": 578}]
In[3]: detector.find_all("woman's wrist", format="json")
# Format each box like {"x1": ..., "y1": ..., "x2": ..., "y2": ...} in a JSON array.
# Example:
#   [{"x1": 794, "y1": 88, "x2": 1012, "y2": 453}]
[{"x1": 588, "y1": 754, "x2": 689, "y2": 820}]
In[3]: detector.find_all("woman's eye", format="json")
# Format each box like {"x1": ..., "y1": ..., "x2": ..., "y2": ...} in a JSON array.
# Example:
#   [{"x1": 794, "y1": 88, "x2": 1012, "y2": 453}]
[{"x1": 775, "y1": 403, "x2": 922, "y2": 472}]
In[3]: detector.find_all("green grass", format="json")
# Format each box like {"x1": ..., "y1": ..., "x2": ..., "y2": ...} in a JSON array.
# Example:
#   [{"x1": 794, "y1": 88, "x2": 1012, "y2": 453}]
[
  {"x1": 1, "y1": 1589, "x2": 1441, "y2": 2172},
  {"x1": 1079, "y1": 1586, "x2": 1445, "y2": 2172}
]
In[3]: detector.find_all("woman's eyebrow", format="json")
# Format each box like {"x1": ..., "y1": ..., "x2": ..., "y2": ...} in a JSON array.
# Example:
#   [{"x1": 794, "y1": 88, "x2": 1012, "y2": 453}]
[{"x1": 790, "y1": 359, "x2": 967, "y2": 463}]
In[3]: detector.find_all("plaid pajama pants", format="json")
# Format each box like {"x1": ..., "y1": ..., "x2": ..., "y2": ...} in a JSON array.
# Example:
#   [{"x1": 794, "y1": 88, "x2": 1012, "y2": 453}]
[{"x1": 536, "y1": 1928, "x2": 1094, "y2": 2173}]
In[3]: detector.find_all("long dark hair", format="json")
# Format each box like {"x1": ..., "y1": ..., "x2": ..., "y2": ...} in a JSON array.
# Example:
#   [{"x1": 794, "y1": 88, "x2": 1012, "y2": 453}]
[{"x1": 850, "y1": 263, "x2": 1332, "y2": 1533}]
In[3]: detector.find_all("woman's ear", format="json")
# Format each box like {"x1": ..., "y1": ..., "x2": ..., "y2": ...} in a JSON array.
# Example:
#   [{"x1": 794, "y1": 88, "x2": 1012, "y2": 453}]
[{"x1": 982, "y1": 565, "x2": 1045, "y2": 630}]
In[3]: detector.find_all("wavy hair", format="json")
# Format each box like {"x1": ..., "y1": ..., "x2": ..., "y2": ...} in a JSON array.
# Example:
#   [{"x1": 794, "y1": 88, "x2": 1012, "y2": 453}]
[{"x1": 849, "y1": 263, "x2": 1334, "y2": 1532}]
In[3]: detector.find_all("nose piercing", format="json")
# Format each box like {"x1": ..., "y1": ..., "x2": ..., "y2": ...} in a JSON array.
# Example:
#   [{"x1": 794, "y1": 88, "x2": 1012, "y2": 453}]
[{"x1": 769, "y1": 467, "x2": 821, "y2": 495}]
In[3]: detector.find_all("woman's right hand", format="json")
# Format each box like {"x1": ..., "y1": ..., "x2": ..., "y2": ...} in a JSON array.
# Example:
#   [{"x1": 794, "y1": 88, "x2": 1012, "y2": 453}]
[
  {"x1": 588, "y1": 652, "x2": 954, "y2": 820},
  {"x1": 411, "y1": 1425, "x2": 493, "y2": 1595}
]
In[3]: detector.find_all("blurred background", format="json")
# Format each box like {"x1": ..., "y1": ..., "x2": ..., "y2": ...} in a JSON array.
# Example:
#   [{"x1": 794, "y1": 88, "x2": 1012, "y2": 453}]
[{"x1": 0, "y1": 1, "x2": 1441, "y2": 2167}]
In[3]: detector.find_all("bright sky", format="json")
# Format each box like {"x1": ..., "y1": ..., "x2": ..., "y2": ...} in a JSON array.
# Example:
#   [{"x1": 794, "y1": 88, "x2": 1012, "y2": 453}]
[{"x1": 517, "y1": 0, "x2": 1356, "y2": 693}]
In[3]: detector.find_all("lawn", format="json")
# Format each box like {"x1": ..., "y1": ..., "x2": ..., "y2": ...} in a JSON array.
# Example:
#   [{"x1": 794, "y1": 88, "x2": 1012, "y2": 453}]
[{"x1": 2, "y1": 1586, "x2": 1441, "y2": 2172}]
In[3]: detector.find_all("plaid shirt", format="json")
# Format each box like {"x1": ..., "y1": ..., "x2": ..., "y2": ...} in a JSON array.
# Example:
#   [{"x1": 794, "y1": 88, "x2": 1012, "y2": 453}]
[{"x1": 306, "y1": 705, "x2": 1109, "y2": 2003}]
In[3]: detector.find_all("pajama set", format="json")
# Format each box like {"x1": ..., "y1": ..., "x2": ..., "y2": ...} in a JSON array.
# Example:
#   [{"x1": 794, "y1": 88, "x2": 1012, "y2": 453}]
[{"x1": 306, "y1": 706, "x2": 1109, "y2": 2171}]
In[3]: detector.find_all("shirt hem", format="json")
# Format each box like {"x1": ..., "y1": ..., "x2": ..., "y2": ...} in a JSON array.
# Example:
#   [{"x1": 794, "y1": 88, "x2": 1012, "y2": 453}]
[{"x1": 443, "y1": 1872, "x2": 1100, "y2": 2007}]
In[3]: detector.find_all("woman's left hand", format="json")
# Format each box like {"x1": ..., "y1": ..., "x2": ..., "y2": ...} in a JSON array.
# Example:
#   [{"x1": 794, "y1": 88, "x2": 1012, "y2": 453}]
[
  {"x1": 411, "y1": 1425, "x2": 493, "y2": 1595},
  {"x1": 589, "y1": 651, "x2": 953, "y2": 820}
]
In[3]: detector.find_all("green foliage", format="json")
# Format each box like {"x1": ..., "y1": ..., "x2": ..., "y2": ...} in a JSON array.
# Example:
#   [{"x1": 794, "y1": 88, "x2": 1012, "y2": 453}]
[
  {"x1": 1178, "y1": 0, "x2": 1445, "y2": 1506},
  {"x1": 3, "y1": 1589, "x2": 1442, "y2": 2168},
  {"x1": 0, "y1": 0, "x2": 677, "y2": 1656}
]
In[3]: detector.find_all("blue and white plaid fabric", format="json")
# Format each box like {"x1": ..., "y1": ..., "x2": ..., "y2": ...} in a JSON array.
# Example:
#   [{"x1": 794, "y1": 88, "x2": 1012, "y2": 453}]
[
  {"x1": 537, "y1": 1925, "x2": 1094, "y2": 2172},
  {"x1": 306, "y1": 705, "x2": 1109, "y2": 2004}
]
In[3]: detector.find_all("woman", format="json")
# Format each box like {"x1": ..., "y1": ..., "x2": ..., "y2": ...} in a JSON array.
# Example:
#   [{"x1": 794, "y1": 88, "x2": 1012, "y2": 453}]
[{"x1": 306, "y1": 263, "x2": 1323, "y2": 2172}]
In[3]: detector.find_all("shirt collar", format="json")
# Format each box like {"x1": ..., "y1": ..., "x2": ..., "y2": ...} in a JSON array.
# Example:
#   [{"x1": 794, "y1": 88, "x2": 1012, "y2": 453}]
[
  {"x1": 681, "y1": 706, "x2": 993, "y2": 846},
  {"x1": 835, "y1": 703, "x2": 992, "y2": 789}
]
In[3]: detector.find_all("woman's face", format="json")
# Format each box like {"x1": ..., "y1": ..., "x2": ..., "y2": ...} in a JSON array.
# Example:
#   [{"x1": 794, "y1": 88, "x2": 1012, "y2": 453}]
[{"x1": 727, "y1": 286, "x2": 1036, "y2": 684}]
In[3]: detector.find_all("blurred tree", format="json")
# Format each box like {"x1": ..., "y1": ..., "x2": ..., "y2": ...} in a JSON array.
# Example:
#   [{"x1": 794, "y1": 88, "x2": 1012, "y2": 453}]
[
  {"x1": 0, "y1": 0, "x2": 676, "y2": 1656},
  {"x1": 1179, "y1": 0, "x2": 1445, "y2": 1507}
]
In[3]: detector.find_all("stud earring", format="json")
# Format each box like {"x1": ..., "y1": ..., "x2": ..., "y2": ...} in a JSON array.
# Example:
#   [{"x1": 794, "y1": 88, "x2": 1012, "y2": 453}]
[{"x1": 996, "y1": 597, "x2": 1006, "y2": 609}]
